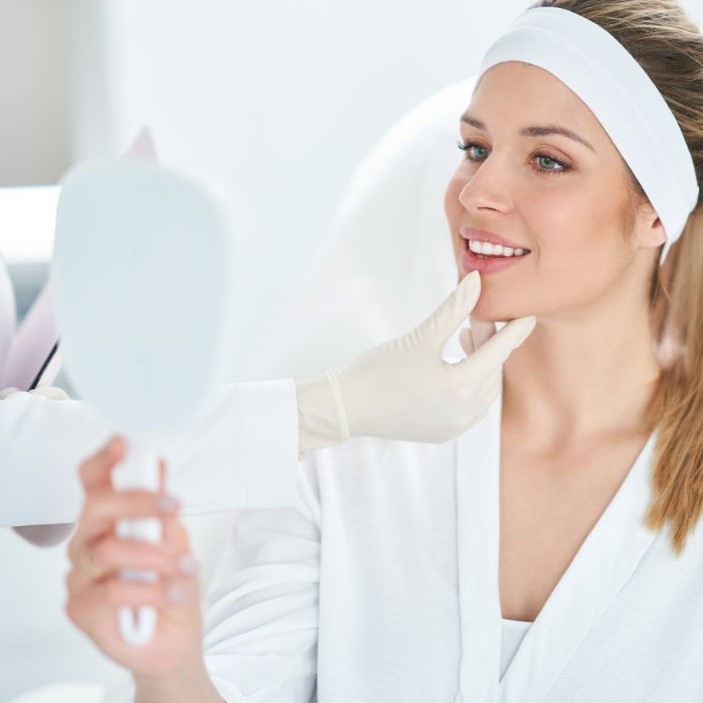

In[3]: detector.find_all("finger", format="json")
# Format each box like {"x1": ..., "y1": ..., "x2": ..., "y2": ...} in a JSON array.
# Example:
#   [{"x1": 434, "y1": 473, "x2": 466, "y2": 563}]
[
  {"x1": 69, "y1": 488, "x2": 180, "y2": 561},
  {"x1": 79, "y1": 436, "x2": 127, "y2": 494},
  {"x1": 158, "y1": 458, "x2": 167, "y2": 493},
  {"x1": 86, "y1": 488, "x2": 180, "y2": 527},
  {"x1": 418, "y1": 271, "x2": 481, "y2": 347},
  {"x1": 65, "y1": 575, "x2": 196, "y2": 648},
  {"x1": 454, "y1": 315, "x2": 536, "y2": 374},
  {"x1": 469, "y1": 316, "x2": 496, "y2": 349},
  {"x1": 0, "y1": 387, "x2": 20, "y2": 400},
  {"x1": 459, "y1": 327, "x2": 474, "y2": 355},
  {"x1": 68, "y1": 537, "x2": 185, "y2": 594},
  {"x1": 459, "y1": 317, "x2": 496, "y2": 356},
  {"x1": 77, "y1": 577, "x2": 175, "y2": 614},
  {"x1": 157, "y1": 459, "x2": 195, "y2": 567}
]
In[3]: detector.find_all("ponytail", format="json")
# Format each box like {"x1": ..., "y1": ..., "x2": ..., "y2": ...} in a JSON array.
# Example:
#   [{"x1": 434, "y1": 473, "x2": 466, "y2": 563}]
[{"x1": 645, "y1": 207, "x2": 703, "y2": 554}]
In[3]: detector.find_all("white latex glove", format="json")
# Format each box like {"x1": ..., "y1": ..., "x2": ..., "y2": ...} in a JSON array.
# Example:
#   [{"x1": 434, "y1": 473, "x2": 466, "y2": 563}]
[
  {"x1": 3, "y1": 385, "x2": 75, "y2": 546},
  {"x1": 296, "y1": 271, "x2": 535, "y2": 452}
]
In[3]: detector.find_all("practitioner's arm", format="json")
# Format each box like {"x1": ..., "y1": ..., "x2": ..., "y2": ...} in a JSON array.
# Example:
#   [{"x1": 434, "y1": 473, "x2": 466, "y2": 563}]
[
  {"x1": 2, "y1": 272, "x2": 536, "y2": 533},
  {"x1": 2, "y1": 386, "x2": 80, "y2": 544},
  {"x1": 0, "y1": 379, "x2": 302, "y2": 529}
]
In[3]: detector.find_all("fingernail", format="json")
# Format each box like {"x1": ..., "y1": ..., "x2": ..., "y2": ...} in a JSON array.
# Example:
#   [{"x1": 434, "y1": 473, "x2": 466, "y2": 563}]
[
  {"x1": 166, "y1": 584, "x2": 186, "y2": 604},
  {"x1": 155, "y1": 494, "x2": 179, "y2": 513},
  {"x1": 178, "y1": 554, "x2": 198, "y2": 577}
]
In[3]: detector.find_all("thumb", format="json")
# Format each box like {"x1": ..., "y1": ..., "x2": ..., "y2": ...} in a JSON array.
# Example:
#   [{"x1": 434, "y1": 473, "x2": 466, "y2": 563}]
[
  {"x1": 469, "y1": 316, "x2": 496, "y2": 350},
  {"x1": 419, "y1": 271, "x2": 481, "y2": 347},
  {"x1": 454, "y1": 315, "x2": 536, "y2": 374},
  {"x1": 459, "y1": 315, "x2": 495, "y2": 356}
]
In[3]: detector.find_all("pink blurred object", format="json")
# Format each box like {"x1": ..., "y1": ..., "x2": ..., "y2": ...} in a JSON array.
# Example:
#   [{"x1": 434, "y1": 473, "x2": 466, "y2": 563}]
[
  {"x1": 123, "y1": 126, "x2": 158, "y2": 161},
  {"x1": 0, "y1": 259, "x2": 16, "y2": 377},
  {"x1": 0, "y1": 126, "x2": 157, "y2": 391}
]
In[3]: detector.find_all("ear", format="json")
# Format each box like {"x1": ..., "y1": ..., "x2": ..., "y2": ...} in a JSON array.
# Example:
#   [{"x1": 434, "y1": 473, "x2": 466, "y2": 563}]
[{"x1": 636, "y1": 201, "x2": 666, "y2": 249}]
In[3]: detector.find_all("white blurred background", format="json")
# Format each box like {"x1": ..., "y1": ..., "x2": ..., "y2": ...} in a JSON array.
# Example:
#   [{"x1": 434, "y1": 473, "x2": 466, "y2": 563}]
[
  {"x1": 2, "y1": 0, "x2": 703, "y2": 700},
  {"x1": 1, "y1": 0, "x2": 544, "y2": 377}
]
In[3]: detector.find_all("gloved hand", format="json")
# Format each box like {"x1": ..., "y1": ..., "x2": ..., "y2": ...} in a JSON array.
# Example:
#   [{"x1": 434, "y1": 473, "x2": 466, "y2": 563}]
[{"x1": 296, "y1": 270, "x2": 535, "y2": 454}]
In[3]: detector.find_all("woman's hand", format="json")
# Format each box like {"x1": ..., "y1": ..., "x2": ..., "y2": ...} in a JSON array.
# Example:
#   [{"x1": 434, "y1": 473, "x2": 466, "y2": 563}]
[{"x1": 65, "y1": 436, "x2": 205, "y2": 682}]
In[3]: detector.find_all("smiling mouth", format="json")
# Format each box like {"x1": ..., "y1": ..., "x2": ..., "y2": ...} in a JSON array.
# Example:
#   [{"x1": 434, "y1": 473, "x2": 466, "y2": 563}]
[{"x1": 466, "y1": 238, "x2": 531, "y2": 258}]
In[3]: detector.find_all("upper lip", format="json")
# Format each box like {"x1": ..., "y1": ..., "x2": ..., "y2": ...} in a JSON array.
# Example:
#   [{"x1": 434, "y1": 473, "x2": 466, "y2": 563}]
[{"x1": 459, "y1": 226, "x2": 530, "y2": 251}]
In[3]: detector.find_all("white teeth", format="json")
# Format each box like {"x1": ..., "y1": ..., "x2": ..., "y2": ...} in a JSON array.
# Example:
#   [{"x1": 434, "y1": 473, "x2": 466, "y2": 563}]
[{"x1": 468, "y1": 239, "x2": 527, "y2": 258}]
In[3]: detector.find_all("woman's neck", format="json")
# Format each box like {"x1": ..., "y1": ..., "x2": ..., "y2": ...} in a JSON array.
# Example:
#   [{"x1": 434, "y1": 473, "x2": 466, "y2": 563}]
[{"x1": 501, "y1": 302, "x2": 660, "y2": 450}]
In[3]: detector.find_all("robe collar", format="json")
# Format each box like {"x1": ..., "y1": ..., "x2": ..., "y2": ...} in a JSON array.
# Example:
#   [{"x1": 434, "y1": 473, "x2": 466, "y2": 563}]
[{"x1": 454, "y1": 378, "x2": 658, "y2": 702}]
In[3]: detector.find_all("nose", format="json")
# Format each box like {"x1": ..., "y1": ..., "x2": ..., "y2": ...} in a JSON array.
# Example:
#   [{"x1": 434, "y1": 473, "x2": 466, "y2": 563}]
[{"x1": 457, "y1": 155, "x2": 513, "y2": 214}]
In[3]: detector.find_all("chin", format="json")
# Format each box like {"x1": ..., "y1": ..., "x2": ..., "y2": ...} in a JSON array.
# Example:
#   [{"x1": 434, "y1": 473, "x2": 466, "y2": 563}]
[
  {"x1": 456, "y1": 268, "x2": 536, "y2": 321},
  {"x1": 470, "y1": 292, "x2": 524, "y2": 323}
]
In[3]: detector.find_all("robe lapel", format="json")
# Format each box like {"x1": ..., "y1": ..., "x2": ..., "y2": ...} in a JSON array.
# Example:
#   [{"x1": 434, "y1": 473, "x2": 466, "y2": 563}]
[
  {"x1": 454, "y1": 380, "x2": 659, "y2": 703},
  {"x1": 455, "y1": 381, "x2": 503, "y2": 702},
  {"x1": 499, "y1": 428, "x2": 658, "y2": 702}
]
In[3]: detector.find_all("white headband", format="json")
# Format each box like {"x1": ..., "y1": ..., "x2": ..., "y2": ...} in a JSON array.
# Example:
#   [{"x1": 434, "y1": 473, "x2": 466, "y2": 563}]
[{"x1": 477, "y1": 6, "x2": 700, "y2": 261}]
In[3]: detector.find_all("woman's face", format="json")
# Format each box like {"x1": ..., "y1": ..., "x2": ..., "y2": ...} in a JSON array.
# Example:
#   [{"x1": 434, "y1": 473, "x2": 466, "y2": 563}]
[{"x1": 445, "y1": 61, "x2": 661, "y2": 322}]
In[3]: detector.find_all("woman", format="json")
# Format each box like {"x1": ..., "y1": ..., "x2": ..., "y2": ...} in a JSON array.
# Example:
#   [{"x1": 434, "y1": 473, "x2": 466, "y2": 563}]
[{"x1": 64, "y1": 0, "x2": 703, "y2": 701}]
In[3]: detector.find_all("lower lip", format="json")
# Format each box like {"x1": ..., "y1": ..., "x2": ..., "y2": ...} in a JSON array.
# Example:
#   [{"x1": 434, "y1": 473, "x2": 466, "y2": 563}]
[{"x1": 460, "y1": 242, "x2": 530, "y2": 274}]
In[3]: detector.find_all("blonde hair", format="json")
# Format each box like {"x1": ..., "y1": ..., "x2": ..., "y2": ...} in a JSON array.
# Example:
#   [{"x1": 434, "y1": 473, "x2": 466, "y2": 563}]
[{"x1": 532, "y1": 0, "x2": 703, "y2": 554}]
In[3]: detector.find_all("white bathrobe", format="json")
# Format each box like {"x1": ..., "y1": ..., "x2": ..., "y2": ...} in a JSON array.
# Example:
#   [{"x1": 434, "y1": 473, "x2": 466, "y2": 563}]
[
  {"x1": 0, "y1": 379, "x2": 299, "y2": 526},
  {"x1": 202, "y1": 385, "x2": 703, "y2": 702}
]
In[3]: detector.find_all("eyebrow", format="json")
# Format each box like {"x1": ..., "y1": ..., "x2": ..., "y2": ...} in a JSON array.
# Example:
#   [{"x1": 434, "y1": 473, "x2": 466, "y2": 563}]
[{"x1": 460, "y1": 114, "x2": 596, "y2": 153}]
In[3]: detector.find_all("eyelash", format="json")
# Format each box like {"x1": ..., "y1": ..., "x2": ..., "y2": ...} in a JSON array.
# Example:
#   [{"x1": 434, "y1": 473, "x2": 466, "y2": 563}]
[{"x1": 456, "y1": 140, "x2": 571, "y2": 176}]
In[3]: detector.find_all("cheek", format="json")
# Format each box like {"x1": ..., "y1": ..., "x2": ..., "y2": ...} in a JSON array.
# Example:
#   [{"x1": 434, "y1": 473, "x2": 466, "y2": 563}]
[
  {"x1": 474, "y1": 189, "x2": 631, "y2": 320},
  {"x1": 526, "y1": 183, "x2": 628, "y2": 264},
  {"x1": 444, "y1": 171, "x2": 466, "y2": 267}
]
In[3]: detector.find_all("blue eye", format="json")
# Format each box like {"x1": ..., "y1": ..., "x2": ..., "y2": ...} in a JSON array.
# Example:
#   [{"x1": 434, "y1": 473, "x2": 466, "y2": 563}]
[
  {"x1": 456, "y1": 140, "x2": 570, "y2": 176},
  {"x1": 536, "y1": 155, "x2": 563, "y2": 171},
  {"x1": 457, "y1": 141, "x2": 488, "y2": 161}
]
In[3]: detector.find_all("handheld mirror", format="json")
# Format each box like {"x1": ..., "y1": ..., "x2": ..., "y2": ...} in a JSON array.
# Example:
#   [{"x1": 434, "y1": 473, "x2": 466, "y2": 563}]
[{"x1": 52, "y1": 160, "x2": 234, "y2": 645}]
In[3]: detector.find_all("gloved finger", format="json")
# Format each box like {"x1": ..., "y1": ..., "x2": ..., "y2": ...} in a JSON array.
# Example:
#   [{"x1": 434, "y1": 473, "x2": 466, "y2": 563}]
[
  {"x1": 469, "y1": 316, "x2": 496, "y2": 350},
  {"x1": 476, "y1": 369, "x2": 502, "y2": 408},
  {"x1": 29, "y1": 386, "x2": 70, "y2": 400},
  {"x1": 459, "y1": 327, "x2": 474, "y2": 355},
  {"x1": 0, "y1": 386, "x2": 20, "y2": 400},
  {"x1": 459, "y1": 317, "x2": 496, "y2": 356},
  {"x1": 454, "y1": 315, "x2": 536, "y2": 374},
  {"x1": 418, "y1": 271, "x2": 481, "y2": 347}
]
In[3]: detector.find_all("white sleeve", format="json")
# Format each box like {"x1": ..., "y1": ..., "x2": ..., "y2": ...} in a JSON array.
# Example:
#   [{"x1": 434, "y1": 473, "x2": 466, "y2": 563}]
[
  {"x1": 0, "y1": 379, "x2": 300, "y2": 527},
  {"x1": 202, "y1": 459, "x2": 320, "y2": 703}
]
